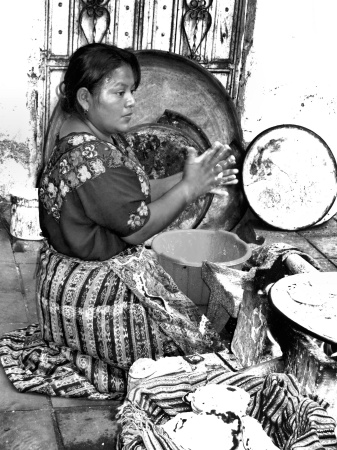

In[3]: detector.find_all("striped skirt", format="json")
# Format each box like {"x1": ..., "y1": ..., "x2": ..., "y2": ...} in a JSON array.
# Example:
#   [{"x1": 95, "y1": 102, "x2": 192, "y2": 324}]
[{"x1": 0, "y1": 242, "x2": 224, "y2": 399}]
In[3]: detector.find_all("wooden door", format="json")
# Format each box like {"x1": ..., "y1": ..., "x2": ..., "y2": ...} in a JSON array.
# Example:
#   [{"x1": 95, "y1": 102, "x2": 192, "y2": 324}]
[{"x1": 42, "y1": 0, "x2": 248, "y2": 141}]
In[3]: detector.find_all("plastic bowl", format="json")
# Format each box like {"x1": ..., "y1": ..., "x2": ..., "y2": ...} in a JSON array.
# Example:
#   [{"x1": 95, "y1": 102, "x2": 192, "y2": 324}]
[{"x1": 151, "y1": 230, "x2": 251, "y2": 309}]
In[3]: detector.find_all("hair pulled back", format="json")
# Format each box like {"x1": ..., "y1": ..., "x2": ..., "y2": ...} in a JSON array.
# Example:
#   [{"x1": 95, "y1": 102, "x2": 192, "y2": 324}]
[{"x1": 60, "y1": 43, "x2": 141, "y2": 117}]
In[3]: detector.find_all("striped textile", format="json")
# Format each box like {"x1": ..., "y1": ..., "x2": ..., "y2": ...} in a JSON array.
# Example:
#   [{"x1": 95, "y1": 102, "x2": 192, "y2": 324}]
[
  {"x1": 116, "y1": 371, "x2": 337, "y2": 449},
  {"x1": 0, "y1": 241, "x2": 224, "y2": 399}
]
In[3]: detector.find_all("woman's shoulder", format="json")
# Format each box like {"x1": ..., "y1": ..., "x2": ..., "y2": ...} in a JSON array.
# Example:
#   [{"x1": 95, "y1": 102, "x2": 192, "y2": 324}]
[
  {"x1": 45, "y1": 130, "x2": 145, "y2": 182},
  {"x1": 54, "y1": 132, "x2": 125, "y2": 164}
]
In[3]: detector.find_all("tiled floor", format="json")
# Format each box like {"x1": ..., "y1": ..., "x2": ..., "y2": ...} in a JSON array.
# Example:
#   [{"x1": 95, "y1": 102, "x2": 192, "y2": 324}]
[
  {"x1": 0, "y1": 210, "x2": 123, "y2": 450},
  {"x1": 0, "y1": 206, "x2": 336, "y2": 449}
]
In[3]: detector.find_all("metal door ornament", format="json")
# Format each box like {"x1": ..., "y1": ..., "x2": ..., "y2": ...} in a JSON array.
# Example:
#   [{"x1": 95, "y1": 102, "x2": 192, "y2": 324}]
[
  {"x1": 182, "y1": 0, "x2": 214, "y2": 61},
  {"x1": 79, "y1": 0, "x2": 111, "y2": 44}
]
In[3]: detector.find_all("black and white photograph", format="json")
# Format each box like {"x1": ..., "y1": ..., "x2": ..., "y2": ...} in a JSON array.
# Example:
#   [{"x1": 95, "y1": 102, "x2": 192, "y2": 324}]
[{"x1": 0, "y1": 1, "x2": 336, "y2": 448}]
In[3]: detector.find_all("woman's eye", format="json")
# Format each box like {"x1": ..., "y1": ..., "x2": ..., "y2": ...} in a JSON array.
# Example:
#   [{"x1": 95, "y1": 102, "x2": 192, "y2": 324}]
[{"x1": 117, "y1": 91, "x2": 125, "y2": 97}]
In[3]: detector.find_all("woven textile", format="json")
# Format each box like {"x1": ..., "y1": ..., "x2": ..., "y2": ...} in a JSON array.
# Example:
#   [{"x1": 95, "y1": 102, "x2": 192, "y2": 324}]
[
  {"x1": 117, "y1": 371, "x2": 337, "y2": 449},
  {"x1": 0, "y1": 242, "x2": 224, "y2": 399}
]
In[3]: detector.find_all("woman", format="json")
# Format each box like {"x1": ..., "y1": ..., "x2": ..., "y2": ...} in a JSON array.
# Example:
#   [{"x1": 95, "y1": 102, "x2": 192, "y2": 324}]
[{"x1": 0, "y1": 43, "x2": 239, "y2": 399}]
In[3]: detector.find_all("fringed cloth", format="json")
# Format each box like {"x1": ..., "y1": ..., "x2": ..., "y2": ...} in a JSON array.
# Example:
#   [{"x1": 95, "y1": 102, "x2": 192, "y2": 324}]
[
  {"x1": 116, "y1": 370, "x2": 337, "y2": 450},
  {"x1": 0, "y1": 242, "x2": 224, "y2": 399}
]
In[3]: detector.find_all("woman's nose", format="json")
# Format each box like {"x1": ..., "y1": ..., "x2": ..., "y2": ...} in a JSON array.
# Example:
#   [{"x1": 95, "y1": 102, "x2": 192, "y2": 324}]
[{"x1": 125, "y1": 92, "x2": 135, "y2": 107}]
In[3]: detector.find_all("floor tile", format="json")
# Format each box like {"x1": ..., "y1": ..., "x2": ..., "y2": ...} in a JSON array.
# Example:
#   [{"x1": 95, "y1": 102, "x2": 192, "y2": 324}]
[
  {"x1": 13, "y1": 251, "x2": 40, "y2": 265},
  {"x1": 55, "y1": 406, "x2": 122, "y2": 449},
  {"x1": 305, "y1": 236, "x2": 337, "y2": 259},
  {"x1": 0, "y1": 202, "x2": 11, "y2": 226},
  {"x1": 0, "y1": 323, "x2": 29, "y2": 335},
  {"x1": 0, "y1": 291, "x2": 27, "y2": 324},
  {"x1": 51, "y1": 396, "x2": 123, "y2": 408},
  {"x1": 331, "y1": 259, "x2": 337, "y2": 268},
  {"x1": 252, "y1": 229, "x2": 323, "y2": 259},
  {"x1": 12, "y1": 239, "x2": 42, "y2": 264},
  {"x1": 315, "y1": 258, "x2": 337, "y2": 272},
  {"x1": 0, "y1": 262, "x2": 21, "y2": 293},
  {"x1": 0, "y1": 409, "x2": 59, "y2": 450},
  {"x1": 0, "y1": 365, "x2": 50, "y2": 411},
  {"x1": 0, "y1": 229, "x2": 14, "y2": 263},
  {"x1": 18, "y1": 263, "x2": 37, "y2": 294},
  {"x1": 17, "y1": 263, "x2": 39, "y2": 322},
  {"x1": 0, "y1": 204, "x2": 336, "y2": 449},
  {"x1": 298, "y1": 217, "x2": 337, "y2": 237},
  {"x1": 24, "y1": 291, "x2": 39, "y2": 323}
]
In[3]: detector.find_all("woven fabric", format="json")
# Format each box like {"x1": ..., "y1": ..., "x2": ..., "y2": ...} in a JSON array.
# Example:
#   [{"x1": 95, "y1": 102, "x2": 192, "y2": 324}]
[
  {"x1": 0, "y1": 242, "x2": 224, "y2": 399},
  {"x1": 117, "y1": 371, "x2": 337, "y2": 450}
]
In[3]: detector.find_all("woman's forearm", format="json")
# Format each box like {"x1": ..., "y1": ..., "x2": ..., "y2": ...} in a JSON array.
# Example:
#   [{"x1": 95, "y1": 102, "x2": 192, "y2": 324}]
[
  {"x1": 121, "y1": 179, "x2": 191, "y2": 245},
  {"x1": 149, "y1": 172, "x2": 183, "y2": 201},
  {"x1": 122, "y1": 143, "x2": 238, "y2": 245}
]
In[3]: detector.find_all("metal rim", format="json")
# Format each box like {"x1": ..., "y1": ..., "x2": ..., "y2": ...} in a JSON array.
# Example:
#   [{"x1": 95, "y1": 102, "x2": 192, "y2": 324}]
[{"x1": 242, "y1": 124, "x2": 337, "y2": 230}]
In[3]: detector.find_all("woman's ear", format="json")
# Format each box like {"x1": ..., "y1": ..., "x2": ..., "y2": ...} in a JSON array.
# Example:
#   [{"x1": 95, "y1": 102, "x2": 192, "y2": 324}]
[{"x1": 76, "y1": 87, "x2": 91, "y2": 112}]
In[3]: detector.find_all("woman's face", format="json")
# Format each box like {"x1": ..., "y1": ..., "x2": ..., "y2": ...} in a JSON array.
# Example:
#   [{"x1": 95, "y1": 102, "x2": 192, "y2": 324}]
[{"x1": 87, "y1": 64, "x2": 136, "y2": 137}]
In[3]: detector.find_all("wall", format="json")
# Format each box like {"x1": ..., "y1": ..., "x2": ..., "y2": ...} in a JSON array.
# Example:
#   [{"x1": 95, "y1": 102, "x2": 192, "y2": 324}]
[
  {"x1": 0, "y1": 0, "x2": 336, "y2": 202},
  {"x1": 0, "y1": 1, "x2": 45, "y2": 200},
  {"x1": 240, "y1": 0, "x2": 337, "y2": 158}
]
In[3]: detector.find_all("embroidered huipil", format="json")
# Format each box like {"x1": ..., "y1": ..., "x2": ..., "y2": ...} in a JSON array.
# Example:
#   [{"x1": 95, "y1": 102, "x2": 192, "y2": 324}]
[{"x1": 39, "y1": 132, "x2": 151, "y2": 261}]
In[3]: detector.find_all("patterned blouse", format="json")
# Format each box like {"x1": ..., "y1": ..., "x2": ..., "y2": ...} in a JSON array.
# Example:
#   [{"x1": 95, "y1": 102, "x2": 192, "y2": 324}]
[{"x1": 39, "y1": 132, "x2": 151, "y2": 261}]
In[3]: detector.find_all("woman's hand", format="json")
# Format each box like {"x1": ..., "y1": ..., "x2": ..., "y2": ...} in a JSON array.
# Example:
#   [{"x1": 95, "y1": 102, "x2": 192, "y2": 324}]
[
  {"x1": 121, "y1": 141, "x2": 239, "y2": 245},
  {"x1": 181, "y1": 141, "x2": 239, "y2": 202}
]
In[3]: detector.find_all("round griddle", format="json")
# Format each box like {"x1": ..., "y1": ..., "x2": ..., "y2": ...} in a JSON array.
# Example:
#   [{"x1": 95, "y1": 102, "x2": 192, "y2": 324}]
[
  {"x1": 270, "y1": 272, "x2": 337, "y2": 344},
  {"x1": 131, "y1": 50, "x2": 242, "y2": 146},
  {"x1": 130, "y1": 50, "x2": 247, "y2": 231},
  {"x1": 242, "y1": 125, "x2": 337, "y2": 230}
]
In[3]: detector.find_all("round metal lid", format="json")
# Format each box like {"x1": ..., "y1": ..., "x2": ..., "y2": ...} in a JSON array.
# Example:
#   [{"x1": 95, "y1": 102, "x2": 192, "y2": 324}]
[{"x1": 242, "y1": 124, "x2": 337, "y2": 230}]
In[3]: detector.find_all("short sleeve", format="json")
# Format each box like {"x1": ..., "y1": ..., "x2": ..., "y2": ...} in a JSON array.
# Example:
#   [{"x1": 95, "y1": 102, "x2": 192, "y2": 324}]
[
  {"x1": 40, "y1": 134, "x2": 152, "y2": 240},
  {"x1": 76, "y1": 163, "x2": 151, "y2": 237}
]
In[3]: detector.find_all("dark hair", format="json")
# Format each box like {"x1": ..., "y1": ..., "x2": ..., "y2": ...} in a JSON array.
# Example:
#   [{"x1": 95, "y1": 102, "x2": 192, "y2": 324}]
[{"x1": 60, "y1": 43, "x2": 141, "y2": 116}]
